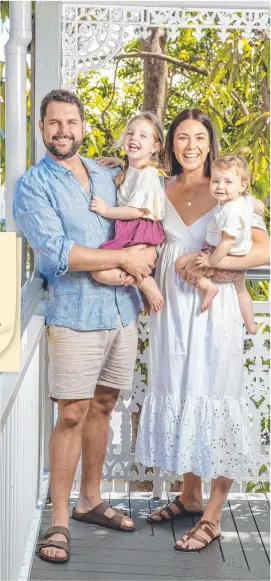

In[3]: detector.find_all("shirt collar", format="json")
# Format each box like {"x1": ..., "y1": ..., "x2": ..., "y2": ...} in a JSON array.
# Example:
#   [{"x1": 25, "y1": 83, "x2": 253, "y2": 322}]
[{"x1": 43, "y1": 152, "x2": 102, "y2": 174}]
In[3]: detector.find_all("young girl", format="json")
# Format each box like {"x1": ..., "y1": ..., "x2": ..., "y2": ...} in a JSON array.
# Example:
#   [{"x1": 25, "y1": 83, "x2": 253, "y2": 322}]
[
  {"x1": 176, "y1": 154, "x2": 265, "y2": 334},
  {"x1": 90, "y1": 112, "x2": 166, "y2": 313}
]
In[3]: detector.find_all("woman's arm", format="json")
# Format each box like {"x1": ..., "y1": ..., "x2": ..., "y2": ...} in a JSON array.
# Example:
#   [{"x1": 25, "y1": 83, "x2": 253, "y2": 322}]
[
  {"x1": 195, "y1": 232, "x2": 235, "y2": 268},
  {"x1": 216, "y1": 227, "x2": 270, "y2": 269},
  {"x1": 181, "y1": 228, "x2": 270, "y2": 285}
]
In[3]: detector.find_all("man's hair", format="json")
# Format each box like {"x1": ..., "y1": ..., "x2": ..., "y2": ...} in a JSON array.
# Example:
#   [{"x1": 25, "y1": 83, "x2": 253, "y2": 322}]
[
  {"x1": 40, "y1": 89, "x2": 84, "y2": 123},
  {"x1": 212, "y1": 154, "x2": 250, "y2": 189}
]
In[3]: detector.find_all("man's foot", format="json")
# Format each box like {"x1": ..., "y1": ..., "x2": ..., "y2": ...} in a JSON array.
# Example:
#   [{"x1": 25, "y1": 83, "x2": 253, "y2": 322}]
[
  {"x1": 147, "y1": 495, "x2": 203, "y2": 523},
  {"x1": 245, "y1": 321, "x2": 258, "y2": 335},
  {"x1": 175, "y1": 519, "x2": 221, "y2": 551},
  {"x1": 201, "y1": 285, "x2": 219, "y2": 312},
  {"x1": 38, "y1": 526, "x2": 70, "y2": 562},
  {"x1": 73, "y1": 500, "x2": 135, "y2": 531}
]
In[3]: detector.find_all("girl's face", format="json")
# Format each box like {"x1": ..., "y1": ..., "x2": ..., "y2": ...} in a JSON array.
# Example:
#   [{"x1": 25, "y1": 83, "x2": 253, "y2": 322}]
[
  {"x1": 210, "y1": 168, "x2": 246, "y2": 204},
  {"x1": 124, "y1": 119, "x2": 159, "y2": 168},
  {"x1": 172, "y1": 119, "x2": 210, "y2": 173}
]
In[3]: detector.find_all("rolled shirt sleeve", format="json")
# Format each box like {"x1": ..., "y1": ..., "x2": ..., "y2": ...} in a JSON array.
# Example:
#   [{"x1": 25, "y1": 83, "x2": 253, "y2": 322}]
[{"x1": 13, "y1": 173, "x2": 75, "y2": 280}]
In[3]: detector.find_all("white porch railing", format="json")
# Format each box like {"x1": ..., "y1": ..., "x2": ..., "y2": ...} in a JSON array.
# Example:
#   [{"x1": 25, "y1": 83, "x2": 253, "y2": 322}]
[{"x1": 0, "y1": 316, "x2": 53, "y2": 581}]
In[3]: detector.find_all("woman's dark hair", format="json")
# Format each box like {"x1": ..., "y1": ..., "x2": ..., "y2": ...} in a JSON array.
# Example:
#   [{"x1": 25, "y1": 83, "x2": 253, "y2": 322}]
[
  {"x1": 40, "y1": 89, "x2": 84, "y2": 123},
  {"x1": 165, "y1": 109, "x2": 219, "y2": 177}
]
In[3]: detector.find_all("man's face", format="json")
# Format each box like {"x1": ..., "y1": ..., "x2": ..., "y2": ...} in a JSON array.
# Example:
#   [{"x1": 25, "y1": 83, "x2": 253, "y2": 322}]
[{"x1": 39, "y1": 101, "x2": 86, "y2": 160}]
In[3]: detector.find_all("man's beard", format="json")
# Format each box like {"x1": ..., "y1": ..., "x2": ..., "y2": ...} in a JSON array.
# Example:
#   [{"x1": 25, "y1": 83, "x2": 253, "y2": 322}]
[{"x1": 43, "y1": 133, "x2": 83, "y2": 160}]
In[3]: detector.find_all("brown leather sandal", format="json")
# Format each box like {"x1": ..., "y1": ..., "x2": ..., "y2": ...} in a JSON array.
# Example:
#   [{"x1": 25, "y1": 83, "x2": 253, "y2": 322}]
[
  {"x1": 37, "y1": 526, "x2": 70, "y2": 563},
  {"x1": 174, "y1": 519, "x2": 220, "y2": 552},
  {"x1": 72, "y1": 500, "x2": 135, "y2": 532},
  {"x1": 147, "y1": 496, "x2": 203, "y2": 523}
]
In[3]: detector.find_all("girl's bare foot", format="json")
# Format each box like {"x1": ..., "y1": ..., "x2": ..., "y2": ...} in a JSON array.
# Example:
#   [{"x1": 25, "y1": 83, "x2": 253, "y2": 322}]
[
  {"x1": 201, "y1": 285, "x2": 219, "y2": 312},
  {"x1": 139, "y1": 277, "x2": 164, "y2": 314}
]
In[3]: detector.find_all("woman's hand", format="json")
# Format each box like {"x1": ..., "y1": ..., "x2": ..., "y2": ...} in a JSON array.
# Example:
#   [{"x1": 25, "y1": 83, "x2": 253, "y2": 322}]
[
  {"x1": 95, "y1": 156, "x2": 124, "y2": 169},
  {"x1": 180, "y1": 254, "x2": 209, "y2": 286}
]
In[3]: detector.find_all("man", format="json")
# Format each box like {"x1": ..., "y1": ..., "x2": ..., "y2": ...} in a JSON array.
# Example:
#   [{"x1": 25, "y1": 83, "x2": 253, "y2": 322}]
[{"x1": 13, "y1": 90, "x2": 156, "y2": 563}]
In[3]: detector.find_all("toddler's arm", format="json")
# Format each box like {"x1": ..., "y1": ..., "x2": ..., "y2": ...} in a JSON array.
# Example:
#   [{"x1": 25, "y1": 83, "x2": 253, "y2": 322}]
[
  {"x1": 90, "y1": 196, "x2": 145, "y2": 220},
  {"x1": 195, "y1": 232, "x2": 235, "y2": 268},
  {"x1": 253, "y1": 198, "x2": 265, "y2": 216}
]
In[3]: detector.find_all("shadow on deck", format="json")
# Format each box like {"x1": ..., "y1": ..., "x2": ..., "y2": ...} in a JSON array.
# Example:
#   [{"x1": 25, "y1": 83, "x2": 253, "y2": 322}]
[{"x1": 30, "y1": 492, "x2": 270, "y2": 580}]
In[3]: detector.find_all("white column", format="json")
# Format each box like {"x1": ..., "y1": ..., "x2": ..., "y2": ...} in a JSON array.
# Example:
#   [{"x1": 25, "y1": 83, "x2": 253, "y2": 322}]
[
  {"x1": 5, "y1": 1, "x2": 32, "y2": 232},
  {"x1": 35, "y1": 1, "x2": 62, "y2": 162}
]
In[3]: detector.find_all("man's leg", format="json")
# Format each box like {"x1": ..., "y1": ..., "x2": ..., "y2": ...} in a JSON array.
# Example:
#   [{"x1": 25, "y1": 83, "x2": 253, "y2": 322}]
[
  {"x1": 40, "y1": 398, "x2": 90, "y2": 560},
  {"x1": 75, "y1": 385, "x2": 134, "y2": 528}
]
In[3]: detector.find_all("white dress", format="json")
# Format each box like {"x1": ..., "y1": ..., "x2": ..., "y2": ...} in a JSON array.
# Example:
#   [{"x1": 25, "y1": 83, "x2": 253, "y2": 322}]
[{"x1": 135, "y1": 197, "x2": 259, "y2": 481}]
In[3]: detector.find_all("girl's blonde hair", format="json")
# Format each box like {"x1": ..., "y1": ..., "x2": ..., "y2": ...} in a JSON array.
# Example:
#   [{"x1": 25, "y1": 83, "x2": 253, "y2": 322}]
[
  {"x1": 211, "y1": 154, "x2": 250, "y2": 194},
  {"x1": 115, "y1": 112, "x2": 165, "y2": 187}
]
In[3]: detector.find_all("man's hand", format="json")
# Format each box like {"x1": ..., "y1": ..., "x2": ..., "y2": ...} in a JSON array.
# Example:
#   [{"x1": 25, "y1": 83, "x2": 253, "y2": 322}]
[
  {"x1": 90, "y1": 197, "x2": 108, "y2": 217},
  {"x1": 119, "y1": 270, "x2": 137, "y2": 286},
  {"x1": 194, "y1": 252, "x2": 211, "y2": 268},
  {"x1": 121, "y1": 245, "x2": 155, "y2": 284}
]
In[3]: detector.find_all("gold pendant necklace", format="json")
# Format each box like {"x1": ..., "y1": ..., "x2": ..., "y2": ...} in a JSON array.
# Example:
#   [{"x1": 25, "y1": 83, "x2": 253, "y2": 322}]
[{"x1": 182, "y1": 184, "x2": 203, "y2": 206}]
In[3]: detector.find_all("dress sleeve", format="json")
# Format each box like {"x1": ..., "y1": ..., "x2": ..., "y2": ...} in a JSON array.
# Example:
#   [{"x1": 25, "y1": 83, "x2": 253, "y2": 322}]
[
  {"x1": 126, "y1": 167, "x2": 165, "y2": 220},
  {"x1": 214, "y1": 204, "x2": 243, "y2": 238},
  {"x1": 251, "y1": 214, "x2": 267, "y2": 231}
]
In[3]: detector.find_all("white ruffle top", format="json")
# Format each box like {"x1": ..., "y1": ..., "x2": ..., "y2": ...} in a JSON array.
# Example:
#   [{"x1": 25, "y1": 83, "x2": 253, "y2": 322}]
[
  {"x1": 206, "y1": 195, "x2": 255, "y2": 255},
  {"x1": 117, "y1": 166, "x2": 165, "y2": 221}
]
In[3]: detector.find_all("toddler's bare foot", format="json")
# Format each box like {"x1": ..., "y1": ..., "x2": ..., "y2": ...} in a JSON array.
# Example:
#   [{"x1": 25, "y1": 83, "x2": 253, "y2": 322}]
[
  {"x1": 201, "y1": 285, "x2": 219, "y2": 312},
  {"x1": 149, "y1": 292, "x2": 164, "y2": 314},
  {"x1": 245, "y1": 322, "x2": 258, "y2": 335}
]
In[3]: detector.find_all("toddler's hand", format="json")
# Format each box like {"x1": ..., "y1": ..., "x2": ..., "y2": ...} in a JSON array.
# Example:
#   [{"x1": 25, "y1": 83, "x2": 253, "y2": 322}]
[
  {"x1": 194, "y1": 253, "x2": 211, "y2": 268},
  {"x1": 90, "y1": 196, "x2": 108, "y2": 217}
]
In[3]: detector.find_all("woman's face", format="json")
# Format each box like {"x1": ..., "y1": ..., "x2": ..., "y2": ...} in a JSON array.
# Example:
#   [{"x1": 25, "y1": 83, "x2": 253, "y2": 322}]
[{"x1": 172, "y1": 119, "x2": 210, "y2": 173}]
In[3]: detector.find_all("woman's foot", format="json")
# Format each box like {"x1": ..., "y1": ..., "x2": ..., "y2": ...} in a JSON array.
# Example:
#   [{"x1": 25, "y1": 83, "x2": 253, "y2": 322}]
[
  {"x1": 201, "y1": 284, "x2": 219, "y2": 312},
  {"x1": 175, "y1": 519, "x2": 221, "y2": 551},
  {"x1": 148, "y1": 494, "x2": 203, "y2": 522}
]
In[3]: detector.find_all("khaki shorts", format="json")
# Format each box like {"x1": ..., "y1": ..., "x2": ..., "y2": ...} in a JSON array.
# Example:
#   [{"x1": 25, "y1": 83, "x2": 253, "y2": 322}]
[{"x1": 47, "y1": 318, "x2": 138, "y2": 401}]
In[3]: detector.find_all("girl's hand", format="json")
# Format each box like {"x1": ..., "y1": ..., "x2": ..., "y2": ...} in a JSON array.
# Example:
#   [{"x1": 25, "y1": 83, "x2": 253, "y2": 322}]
[
  {"x1": 95, "y1": 156, "x2": 124, "y2": 169},
  {"x1": 90, "y1": 196, "x2": 108, "y2": 217}
]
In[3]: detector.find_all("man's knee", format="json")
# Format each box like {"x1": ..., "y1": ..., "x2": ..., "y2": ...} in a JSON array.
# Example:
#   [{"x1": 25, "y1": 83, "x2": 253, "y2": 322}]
[
  {"x1": 91, "y1": 386, "x2": 120, "y2": 416},
  {"x1": 58, "y1": 399, "x2": 90, "y2": 429}
]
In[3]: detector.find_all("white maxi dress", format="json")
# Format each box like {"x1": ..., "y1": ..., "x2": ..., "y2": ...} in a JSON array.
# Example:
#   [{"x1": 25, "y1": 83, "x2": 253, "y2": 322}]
[{"x1": 135, "y1": 196, "x2": 260, "y2": 481}]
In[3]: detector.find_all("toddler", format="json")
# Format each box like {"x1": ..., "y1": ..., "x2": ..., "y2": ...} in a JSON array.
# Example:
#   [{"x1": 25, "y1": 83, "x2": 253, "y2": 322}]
[{"x1": 176, "y1": 154, "x2": 264, "y2": 334}]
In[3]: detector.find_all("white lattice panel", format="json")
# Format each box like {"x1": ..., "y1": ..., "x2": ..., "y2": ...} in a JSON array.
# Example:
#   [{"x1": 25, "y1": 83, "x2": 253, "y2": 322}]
[{"x1": 62, "y1": 4, "x2": 270, "y2": 88}]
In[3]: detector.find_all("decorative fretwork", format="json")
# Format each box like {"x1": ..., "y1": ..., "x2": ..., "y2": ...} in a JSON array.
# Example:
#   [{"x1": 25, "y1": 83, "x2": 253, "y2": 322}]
[{"x1": 62, "y1": 4, "x2": 270, "y2": 89}]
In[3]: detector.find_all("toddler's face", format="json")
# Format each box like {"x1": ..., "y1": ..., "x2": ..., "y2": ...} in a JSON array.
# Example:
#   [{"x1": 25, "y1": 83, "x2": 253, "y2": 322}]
[
  {"x1": 210, "y1": 168, "x2": 246, "y2": 204},
  {"x1": 124, "y1": 119, "x2": 159, "y2": 168}
]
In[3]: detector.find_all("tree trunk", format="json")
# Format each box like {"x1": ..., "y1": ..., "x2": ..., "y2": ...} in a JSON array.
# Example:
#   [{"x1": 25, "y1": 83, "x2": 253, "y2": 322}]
[{"x1": 142, "y1": 28, "x2": 168, "y2": 121}]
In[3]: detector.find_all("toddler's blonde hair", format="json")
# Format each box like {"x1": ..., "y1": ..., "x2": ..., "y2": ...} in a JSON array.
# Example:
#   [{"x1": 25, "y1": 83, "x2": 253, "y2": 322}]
[
  {"x1": 211, "y1": 154, "x2": 250, "y2": 194},
  {"x1": 115, "y1": 112, "x2": 165, "y2": 187}
]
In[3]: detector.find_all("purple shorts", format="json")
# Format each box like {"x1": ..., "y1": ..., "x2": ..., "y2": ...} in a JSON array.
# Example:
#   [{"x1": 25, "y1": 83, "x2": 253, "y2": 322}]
[
  {"x1": 101, "y1": 218, "x2": 165, "y2": 250},
  {"x1": 202, "y1": 242, "x2": 246, "y2": 282}
]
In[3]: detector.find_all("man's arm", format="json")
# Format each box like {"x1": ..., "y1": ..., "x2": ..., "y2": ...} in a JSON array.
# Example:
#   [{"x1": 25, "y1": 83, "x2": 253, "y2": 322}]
[{"x1": 13, "y1": 175, "x2": 155, "y2": 282}]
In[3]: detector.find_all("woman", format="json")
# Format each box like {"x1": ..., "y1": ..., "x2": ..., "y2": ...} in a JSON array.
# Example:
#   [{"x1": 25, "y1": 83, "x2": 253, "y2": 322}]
[{"x1": 135, "y1": 109, "x2": 269, "y2": 551}]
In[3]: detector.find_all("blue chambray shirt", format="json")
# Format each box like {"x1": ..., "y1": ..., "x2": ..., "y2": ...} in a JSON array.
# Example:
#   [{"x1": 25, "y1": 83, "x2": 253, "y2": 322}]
[{"x1": 13, "y1": 153, "x2": 143, "y2": 330}]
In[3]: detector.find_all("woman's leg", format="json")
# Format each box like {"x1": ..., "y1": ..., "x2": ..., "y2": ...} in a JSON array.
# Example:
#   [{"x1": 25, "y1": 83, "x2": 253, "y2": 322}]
[
  {"x1": 175, "y1": 476, "x2": 232, "y2": 550},
  {"x1": 149, "y1": 472, "x2": 203, "y2": 521}
]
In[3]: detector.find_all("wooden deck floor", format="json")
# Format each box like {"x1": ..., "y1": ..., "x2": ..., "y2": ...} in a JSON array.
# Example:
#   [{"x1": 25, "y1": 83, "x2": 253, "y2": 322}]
[{"x1": 30, "y1": 492, "x2": 270, "y2": 580}]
